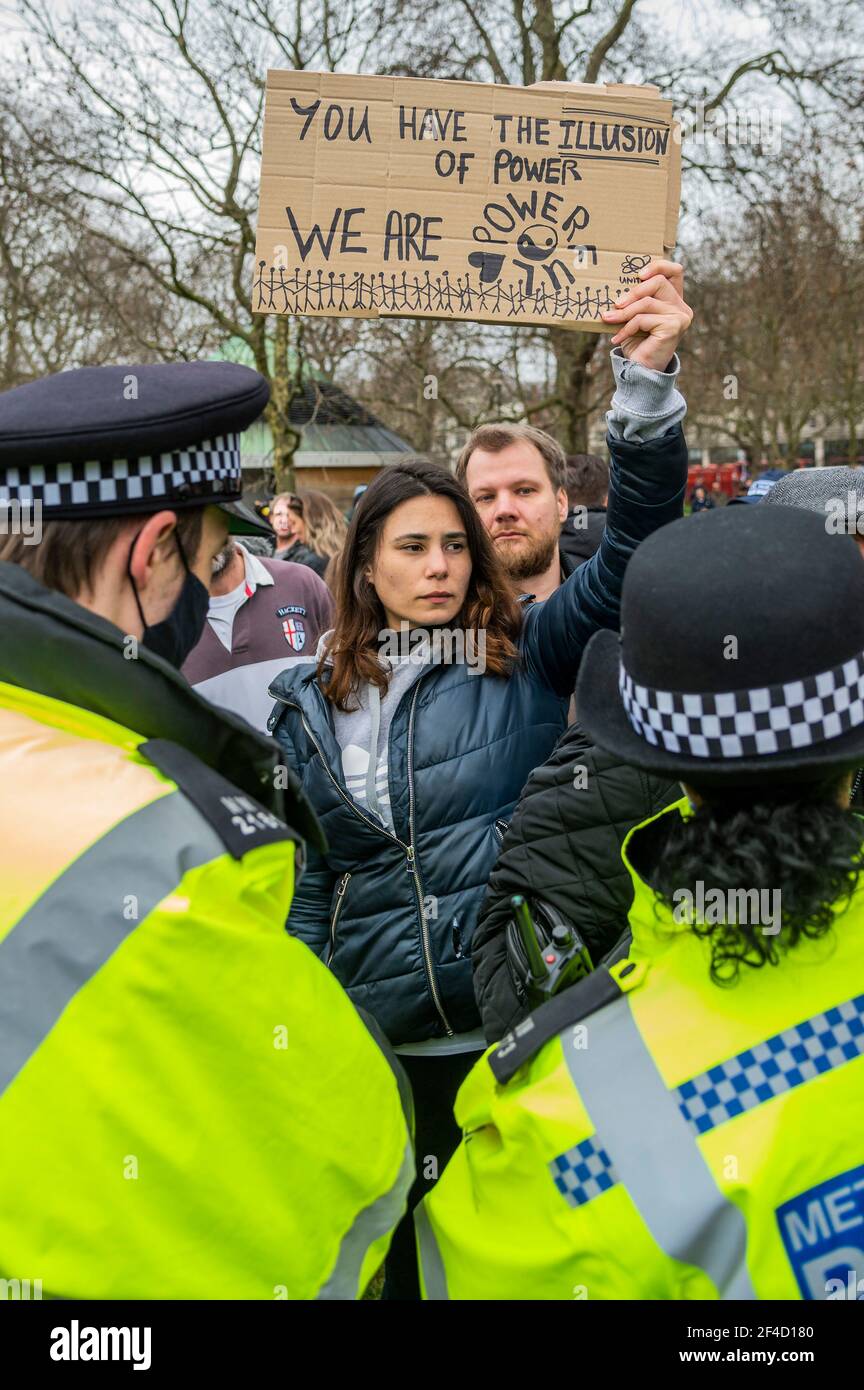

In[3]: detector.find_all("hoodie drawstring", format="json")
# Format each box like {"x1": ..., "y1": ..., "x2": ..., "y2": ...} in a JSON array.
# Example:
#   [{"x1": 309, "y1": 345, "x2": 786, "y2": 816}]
[{"x1": 365, "y1": 679, "x2": 382, "y2": 819}]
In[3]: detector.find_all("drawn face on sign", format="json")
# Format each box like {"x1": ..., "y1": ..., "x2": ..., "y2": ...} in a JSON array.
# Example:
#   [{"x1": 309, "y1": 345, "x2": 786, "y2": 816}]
[
  {"x1": 516, "y1": 224, "x2": 559, "y2": 262},
  {"x1": 467, "y1": 191, "x2": 591, "y2": 294}
]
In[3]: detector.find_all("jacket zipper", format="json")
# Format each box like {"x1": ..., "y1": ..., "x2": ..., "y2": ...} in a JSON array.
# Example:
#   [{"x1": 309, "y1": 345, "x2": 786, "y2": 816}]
[
  {"x1": 270, "y1": 692, "x2": 453, "y2": 1034},
  {"x1": 407, "y1": 682, "x2": 453, "y2": 1034},
  {"x1": 327, "y1": 871, "x2": 351, "y2": 967}
]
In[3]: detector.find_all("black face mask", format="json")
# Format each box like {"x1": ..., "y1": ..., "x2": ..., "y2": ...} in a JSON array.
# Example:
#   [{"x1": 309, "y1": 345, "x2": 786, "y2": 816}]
[{"x1": 127, "y1": 527, "x2": 210, "y2": 668}]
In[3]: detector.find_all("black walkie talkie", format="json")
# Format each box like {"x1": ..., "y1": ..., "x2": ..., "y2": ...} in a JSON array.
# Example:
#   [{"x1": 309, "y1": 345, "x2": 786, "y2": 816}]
[{"x1": 506, "y1": 894, "x2": 594, "y2": 1007}]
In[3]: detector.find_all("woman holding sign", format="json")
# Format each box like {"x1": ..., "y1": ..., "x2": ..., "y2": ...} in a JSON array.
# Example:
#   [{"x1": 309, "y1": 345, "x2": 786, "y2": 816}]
[{"x1": 268, "y1": 263, "x2": 692, "y2": 1297}]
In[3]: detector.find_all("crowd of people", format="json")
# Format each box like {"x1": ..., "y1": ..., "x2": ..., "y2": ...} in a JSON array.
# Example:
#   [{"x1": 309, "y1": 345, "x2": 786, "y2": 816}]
[{"x1": 1, "y1": 258, "x2": 863, "y2": 1303}]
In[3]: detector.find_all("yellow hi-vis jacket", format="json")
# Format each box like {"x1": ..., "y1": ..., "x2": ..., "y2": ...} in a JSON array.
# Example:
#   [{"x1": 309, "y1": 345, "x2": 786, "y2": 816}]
[
  {"x1": 418, "y1": 799, "x2": 864, "y2": 1300},
  {"x1": 0, "y1": 675, "x2": 412, "y2": 1299}
]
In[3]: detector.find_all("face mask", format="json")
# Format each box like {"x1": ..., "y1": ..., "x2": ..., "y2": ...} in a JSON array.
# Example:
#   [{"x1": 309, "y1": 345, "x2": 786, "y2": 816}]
[{"x1": 127, "y1": 526, "x2": 210, "y2": 668}]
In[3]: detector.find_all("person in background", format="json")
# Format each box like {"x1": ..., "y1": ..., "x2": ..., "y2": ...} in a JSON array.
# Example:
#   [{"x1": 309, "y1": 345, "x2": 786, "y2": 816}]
[
  {"x1": 419, "y1": 506, "x2": 864, "y2": 1300},
  {"x1": 270, "y1": 492, "x2": 329, "y2": 578},
  {"x1": 299, "y1": 489, "x2": 349, "y2": 591},
  {"x1": 727, "y1": 474, "x2": 781, "y2": 507},
  {"x1": 559, "y1": 453, "x2": 609, "y2": 567},
  {"x1": 690, "y1": 483, "x2": 714, "y2": 513},
  {"x1": 182, "y1": 536, "x2": 334, "y2": 734}
]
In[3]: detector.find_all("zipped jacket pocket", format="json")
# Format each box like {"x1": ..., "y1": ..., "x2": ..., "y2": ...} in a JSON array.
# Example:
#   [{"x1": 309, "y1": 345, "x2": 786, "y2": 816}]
[
  {"x1": 493, "y1": 818, "x2": 510, "y2": 846},
  {"x1": 326, "y1": 872, "x2": 352, "y2": 967}
]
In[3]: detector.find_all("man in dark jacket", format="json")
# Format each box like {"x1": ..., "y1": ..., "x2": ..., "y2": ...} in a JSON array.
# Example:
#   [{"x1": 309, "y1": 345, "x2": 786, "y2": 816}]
[
  {"x1": 276, "y1": 535, "x2": 329, "y2": 578},
  {"x1": 690, "y1": 483, "x2": 714, "y2": 513},
  {"x1": 457, "y1": 259, "x2": 691, "y2": 601},
  {"x1": 559, "y1": 453, "x2": 609, "y2": 569},
  {"x1": 472, "y1": 721, "x2": 679, "y2": 1042}
]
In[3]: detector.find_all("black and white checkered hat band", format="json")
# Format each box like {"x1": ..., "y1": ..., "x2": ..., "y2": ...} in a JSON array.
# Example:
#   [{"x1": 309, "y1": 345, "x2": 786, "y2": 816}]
[
  {"x1": 619, "y1": 651, "x2": 864, "y2": 759},
  {"x1": 0, "y1": 434, "x2": 242, "y2": 511}
]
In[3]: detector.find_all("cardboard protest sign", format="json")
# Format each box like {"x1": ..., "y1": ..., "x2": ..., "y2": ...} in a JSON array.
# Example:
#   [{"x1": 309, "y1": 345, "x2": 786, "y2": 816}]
[{"x1": 254, "y1": 72, "x2": 680, "y2": 331}]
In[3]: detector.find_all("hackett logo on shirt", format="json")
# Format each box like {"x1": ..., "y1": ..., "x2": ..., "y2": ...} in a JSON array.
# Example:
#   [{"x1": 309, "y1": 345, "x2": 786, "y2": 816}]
[
  {"x1": 281, "y1": 617, "x2": 306, "y2": 650},
  {"x1": 277, "y1": 603, "x2": 308, "y2": 651}
]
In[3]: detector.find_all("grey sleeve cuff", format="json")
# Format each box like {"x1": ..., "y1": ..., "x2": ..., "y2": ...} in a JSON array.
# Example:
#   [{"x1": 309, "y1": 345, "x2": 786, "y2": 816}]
[{"x1": 605, "y1": 346, "x2": 687, "y2": 444}]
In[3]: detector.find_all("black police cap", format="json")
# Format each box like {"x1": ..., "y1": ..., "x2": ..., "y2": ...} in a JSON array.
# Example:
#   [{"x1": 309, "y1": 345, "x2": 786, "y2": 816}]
[{"x1": 0, "y1": 361, "x2": 271, "y2": 533}]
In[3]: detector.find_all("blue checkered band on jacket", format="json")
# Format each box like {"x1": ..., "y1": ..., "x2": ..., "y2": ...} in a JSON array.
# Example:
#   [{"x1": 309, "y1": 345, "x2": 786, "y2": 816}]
[
  {"x1": 549, "y1": 1135, "x2": 619, "y2": 1208},
  {"x1": 619, "y1": 651, "x2": 864, "y2": 759},
  {"x1": 0, "y1": 434, "x2": 242, "y2": 511},
  {"x1": 676, "y1": 993, "x2": 864, "y2": 1136}
]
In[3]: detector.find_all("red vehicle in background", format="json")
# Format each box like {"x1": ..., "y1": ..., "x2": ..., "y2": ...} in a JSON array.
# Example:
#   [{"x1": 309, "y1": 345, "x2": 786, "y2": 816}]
[{"x1": 687, "y1": 461, "x2": 743, "y2": 501}]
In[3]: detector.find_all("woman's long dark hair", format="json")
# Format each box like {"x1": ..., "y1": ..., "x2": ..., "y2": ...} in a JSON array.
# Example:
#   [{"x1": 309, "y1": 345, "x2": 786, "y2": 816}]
[
  {"x1": 321, "y1": 458, "x2": 522, "y2": 711},
  {"x1": 651, "y1": 775, "x2": 864, "y2": 985}
]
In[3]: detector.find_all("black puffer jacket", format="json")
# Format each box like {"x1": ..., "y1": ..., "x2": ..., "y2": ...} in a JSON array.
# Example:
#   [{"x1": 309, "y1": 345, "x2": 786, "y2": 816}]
[
  {"x1": 273, "y1": 538, "x2": 329, "y2": 578},
  {"x1": 559, "y1": 507, "x2": 607, "y2": 567},
  {"x1": 472, "y1": 721, "x2": 680, "y2": 1042}
]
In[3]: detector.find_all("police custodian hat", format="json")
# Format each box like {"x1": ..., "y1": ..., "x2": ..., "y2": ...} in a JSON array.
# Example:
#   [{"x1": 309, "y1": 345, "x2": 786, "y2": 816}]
[{"x1": 0, "y1": 361, "x2": 272, "y2": 535}]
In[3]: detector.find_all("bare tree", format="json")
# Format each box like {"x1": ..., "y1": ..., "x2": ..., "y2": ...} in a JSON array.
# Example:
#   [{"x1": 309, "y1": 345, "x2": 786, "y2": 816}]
[
  {"x1": 825, "y1": 230, "x2": 864, "y2": 464},
  {"x1": 685, "y1": 166, "x2": 861, "y2": 465},
  {"x1": 0, "y1": 119, "x2": 208, "y2": 388},
  {"x1": 373, "y1": 0, "x2": 864, "y2": 449},
  {"x1": 5, "y1": 0, "x2": 863, "y2": 469},
  {"x1": 9, "y1": 0, "x2": 383, "y2": 485}
]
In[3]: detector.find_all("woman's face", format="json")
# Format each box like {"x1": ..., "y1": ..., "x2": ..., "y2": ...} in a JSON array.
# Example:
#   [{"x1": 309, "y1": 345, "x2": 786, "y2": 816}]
[
  {"x1": 366, "y1": 494, "x2": 473, "y2": 631},
  {"x1": 271, "y1": 500, "x2": 304, "y2": 543}
]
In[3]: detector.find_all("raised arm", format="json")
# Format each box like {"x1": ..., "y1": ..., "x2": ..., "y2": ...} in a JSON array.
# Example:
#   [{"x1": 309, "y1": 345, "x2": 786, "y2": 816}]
[{"x1": 521, "y1": 261, "x2": 692, "y2": 696}]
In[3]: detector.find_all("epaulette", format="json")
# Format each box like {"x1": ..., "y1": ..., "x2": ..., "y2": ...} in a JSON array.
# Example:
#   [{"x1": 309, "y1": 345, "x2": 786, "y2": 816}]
[
  {"x1": 140, "y1": 738, "x2": 300, "y2": 863},
  {"x1": 489, "y1": 960, "x2": 643, "y2": 1085}
]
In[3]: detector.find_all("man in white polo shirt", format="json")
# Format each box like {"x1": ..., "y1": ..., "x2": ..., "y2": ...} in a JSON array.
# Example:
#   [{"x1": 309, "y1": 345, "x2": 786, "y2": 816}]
[{"x1": 183, "y1": 539, "x2": 334, "y2": 733}]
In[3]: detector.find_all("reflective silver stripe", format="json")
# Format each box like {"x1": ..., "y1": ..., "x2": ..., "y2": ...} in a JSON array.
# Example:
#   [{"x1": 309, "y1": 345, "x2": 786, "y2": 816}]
[
  {"x1": 414, "y1": 1197, "x2": 450, "y2": 1301},
  {"x1": 318, "y1": 1140, "x2": 415, "y2": 1300},
  {"x1": 563, "y1": 998, "x2": 758, "y2": 1299},
  {"x1": 0, "y1": 791, "x2": 224, "y2": 1095}
]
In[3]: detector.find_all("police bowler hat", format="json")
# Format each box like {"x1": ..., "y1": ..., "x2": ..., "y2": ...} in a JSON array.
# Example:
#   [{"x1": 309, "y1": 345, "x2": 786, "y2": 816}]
[
  {"x1": 0, "y1": 361, "x2": 272, "y2": 535},
  {"x1": 577, "y1": 506, "x2": 864, "y2": 784}
]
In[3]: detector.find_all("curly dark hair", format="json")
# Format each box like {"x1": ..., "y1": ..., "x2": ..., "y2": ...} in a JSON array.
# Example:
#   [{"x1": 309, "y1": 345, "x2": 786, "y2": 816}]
[{"x1": 650, "y1": 775, "x2": 864, "y2": 986}]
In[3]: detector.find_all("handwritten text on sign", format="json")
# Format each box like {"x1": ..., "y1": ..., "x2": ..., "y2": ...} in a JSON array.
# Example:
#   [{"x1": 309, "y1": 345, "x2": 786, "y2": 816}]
[{"x1": 254, "y1": 73, "x2": 680, "y2": 329}]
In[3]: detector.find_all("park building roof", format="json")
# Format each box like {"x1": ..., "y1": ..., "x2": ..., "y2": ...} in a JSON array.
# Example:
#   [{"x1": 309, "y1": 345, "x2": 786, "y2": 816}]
[{"x1": 213, "y1": 339, "x2": 416, "y2": 475}]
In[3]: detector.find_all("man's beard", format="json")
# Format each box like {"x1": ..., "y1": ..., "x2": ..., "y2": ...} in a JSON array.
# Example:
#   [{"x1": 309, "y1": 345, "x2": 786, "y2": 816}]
[{"x1": 493, "y1": 528, "x2": 559, "y2": 583}]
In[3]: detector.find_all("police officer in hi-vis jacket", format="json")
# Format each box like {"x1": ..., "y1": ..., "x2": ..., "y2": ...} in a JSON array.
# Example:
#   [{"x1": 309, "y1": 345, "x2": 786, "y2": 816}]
[
  {"x1": 419, "y1": 505, "x2": 864, "y2": 1301},
  {"x1": 0, "y1": 361, "x2": 412, "y2": 1300}
]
